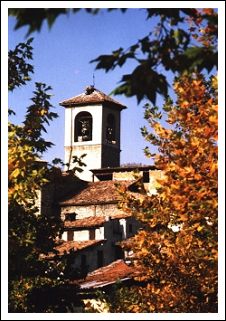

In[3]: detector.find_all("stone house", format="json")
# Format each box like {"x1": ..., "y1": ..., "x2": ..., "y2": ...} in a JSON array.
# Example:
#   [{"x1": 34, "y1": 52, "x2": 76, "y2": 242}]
[
  {"x1": 56, "y1": 179, "x2": 142, "y2": 273},
  {"x1": 40, "y1": 86, "x2": 161, "y2": 280}
]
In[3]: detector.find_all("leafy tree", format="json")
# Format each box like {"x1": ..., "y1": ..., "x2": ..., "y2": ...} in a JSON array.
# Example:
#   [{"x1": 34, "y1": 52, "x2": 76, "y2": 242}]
[
  {"x1": 107, "y1": 73, "x2": 218, "y2": 313},
  {"x1": 88, "y1": 9, "x2": 217, "y2": 313},
  {"x1": 9, "y1": 8, "x2": 218, "y2": 104},
  {"x1": 8, "y1": 39, "x2": 66, "y2": 312},
  {"x1": 92, "y1": 8, "x2": 217, "y2": 104},
  {"x1": 8, "y1": 8, "x2": 101, "y2": 36},
  {"x1": 8, "y1": 8, "x2": 218, "y2": 313},
  {"x1": 8, "y1": 37, "x2": 87, "y2": 312}
]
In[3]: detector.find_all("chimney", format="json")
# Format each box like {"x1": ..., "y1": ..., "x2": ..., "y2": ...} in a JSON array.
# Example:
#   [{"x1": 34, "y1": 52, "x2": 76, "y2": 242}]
[{"x1": 85, "y1": 85, "x2": 95, "y2": 95}]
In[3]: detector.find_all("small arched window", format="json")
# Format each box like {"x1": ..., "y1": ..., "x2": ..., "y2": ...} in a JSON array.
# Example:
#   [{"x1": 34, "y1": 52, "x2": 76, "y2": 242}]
[
  {"x1": 106, "y1": 114, "x2": 116, "y2": 144},
  {"x1": 74, "y1": 112, "x2": 92, "y2": 142}
]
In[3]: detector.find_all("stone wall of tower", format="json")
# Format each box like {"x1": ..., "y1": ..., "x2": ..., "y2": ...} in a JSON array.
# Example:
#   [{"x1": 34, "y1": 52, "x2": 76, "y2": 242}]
[
  {"x1": 65, "y1": 144, "x2": 102, "y2": 181},
  {"x1": 102, "y1": 105, "x2": 121, "y2": 149},
  {"x1": 64, "y1": 104, "x2": 103, "y2": 150},
  {"x1": 101, "y1": 145, "x2": 120, "y2": 168},
  {"x1": 64, "y1": 101, "x2": 123, "y2": 181},
  {"x1": 64, "y1": 104, "x2": 103, "y2": 181},
  {"x1": 101, "y1": 105, "x2": 121, "y2": 168}
]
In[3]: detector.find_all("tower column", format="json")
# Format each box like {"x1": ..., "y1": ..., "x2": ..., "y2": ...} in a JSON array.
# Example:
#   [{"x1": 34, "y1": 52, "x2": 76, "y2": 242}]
[{"x1": 60, "y1": 86, "x2": 126, "y2": 181}]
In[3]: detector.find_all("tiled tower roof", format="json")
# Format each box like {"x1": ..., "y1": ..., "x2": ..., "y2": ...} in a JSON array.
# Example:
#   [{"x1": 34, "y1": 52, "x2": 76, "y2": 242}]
[{"x1": 59, "y1": 86, "x2": 126, "y2": 110}]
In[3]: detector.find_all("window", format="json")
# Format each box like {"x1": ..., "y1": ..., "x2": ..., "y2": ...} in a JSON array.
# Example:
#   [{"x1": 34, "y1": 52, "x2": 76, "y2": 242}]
[
  {"x1": 81, "y1": 255, "x2": 87, "y2": 270},
  {"x1": 114, "y1": 246, "x2": 124, "y2": 260},
  {"x1": 74, "y1": 112, "x2": 92, "y2": 142},
  {"x1": 129, "y1": 224, "x2": 133, "y2": 234},
  {"x1": 65, "y1": 213, "x2": 77, "y2": 221},
  {"x1": 106, "y1": 114, "x2": 116, "y2": 144},
  {"x1": 89, "y1": 229, "x2": 95, "y2": 240},
  {"x1": 67, "y1": 230, "x2": 74, "y2": 241},
  {"x1": 113, "y1": 220, "x2": 121, "y2": 235},
  {"x1": 97, "y1": 250, "x2": 104, "y2": 268}
]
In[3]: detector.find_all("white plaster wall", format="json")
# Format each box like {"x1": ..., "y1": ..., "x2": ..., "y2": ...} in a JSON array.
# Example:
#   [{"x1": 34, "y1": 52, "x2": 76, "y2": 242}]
[
  {"x1": 64, "y1": 107, "x2": 72, "y2": 147},
  {"x1": 62, "y1": 229, "x2": 99, "y2": 242},
  {"x1": 65, "y1": 144, "x2": 102, "y2": 181},
  {"x1": 74, "y1": 230, "x2": 89, "y2": 241},
  {"x1": 95, "y1": 204, "x2": 121, "y2": 216},
  {"x1": 62, "y1": 231, "x2": 68, "y2": 241},
  {"x1": 95, "y1": 226, "x2": 104, "y2": 240},
  {"x1": 61, "y1": 203, "x2": 122, "y2": 220},
  {"x1": 64, "y1": 104, "x2": 104, "y2": 181},
  {"x1": 64, "y1": 104, "x2": 103, "y2": 147},
  {"x1": 119, "y1": 218, "x2": 127, "y2": 239},
  {"x1": 61, "y1": 205, "x2": 95, "y2": 220},
  {"x1": 34, "y1": 189, "x2": 42, "y2": 215}
]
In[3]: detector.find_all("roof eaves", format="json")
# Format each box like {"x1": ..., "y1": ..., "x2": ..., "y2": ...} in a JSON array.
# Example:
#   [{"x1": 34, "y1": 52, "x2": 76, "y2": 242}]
[
  {"x1": 80, "y1": 277, "x2": 131, "y2": 289},
  {"x1": 59, "y1": 200, "x2": 118, "y2": 206}
]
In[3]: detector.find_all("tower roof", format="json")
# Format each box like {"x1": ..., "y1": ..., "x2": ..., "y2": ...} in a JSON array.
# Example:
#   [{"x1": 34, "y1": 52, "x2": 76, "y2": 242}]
[{"x1": 59, "y1": 86, "x2": 126, "y2": 110}]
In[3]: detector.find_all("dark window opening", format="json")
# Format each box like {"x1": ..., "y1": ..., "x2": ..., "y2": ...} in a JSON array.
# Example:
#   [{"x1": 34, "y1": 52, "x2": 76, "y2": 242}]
[
  {"x1": 81, "y1": 254, "x2": 87, "y2": 270},
  {"x1": 114, "y1": 246, "x2": 124, "y2": 260},
  {"x1": 65, "y1": 213, "x2": 77, "y2": 221},
  {"x1": 129, "y1": 224, "x2": 133, "y2": 234},
  {"x1": 67, "y1": 230, "x2": 74, "y2": 241},
  {"x1": 143, "y1": 171, "x2": 149, "y2": 183},
  {"x1": 113, "y1": 220, "x2": 121, "y2": 235},
  {"x1": 89, "y1": 229, "x2": 95, "y2": 240},
  {"x1": 97, "y1": 250, "x2": 104, "y2": 268},
  {"x1": 106, "y1": 114, "x2": 116, "y2": 144},
  {"x1": 75, "y1": 112, "x2": 92, "y2": 142}
]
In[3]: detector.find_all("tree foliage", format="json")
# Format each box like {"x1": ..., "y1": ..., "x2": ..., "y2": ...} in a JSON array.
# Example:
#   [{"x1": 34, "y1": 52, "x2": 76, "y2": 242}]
[
  {"x1": 8, "y1": 8, "x2": 101, "y2": 36},
  {"x1": 110, "y1": 73, "x2": 218, "y2": 313},
  {"x1": 8, "y1": 37, "x2": 34, "y2": 92},
  {"x1": 9, "y1": 8, "x2": 218, "y2": 104},
  {"x1": 8, "y1": 37, "x2": 87, "y2": 312},
  {"x1": 8, "y1": 39, "x2": 65, "y2": 312},
  {"x1": 92, "y1": 8, "x2": 217, "y2": 103},
  {"x1": 8, "y1": 8, "x2": 218, "y2": 313}
]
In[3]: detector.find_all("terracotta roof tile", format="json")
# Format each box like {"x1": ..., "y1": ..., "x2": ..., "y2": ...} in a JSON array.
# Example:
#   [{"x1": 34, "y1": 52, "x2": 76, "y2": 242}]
[
  {"x1": 41, "y1": 240, "x2": 106, "y2": 259},
  {"x1": 64, "y1": 216, "x2": 105, "y2": 229},
  {"x1": 75, "y1": 259, "x2": 140, "y2": 289},
  {"x1": 64, "y1": 213, "x2": 132, "y2": 229},
  {"x1": 59, "y1": 87, "x2": 126, "y2": 110},
  {"x1": 59, "y1": 180, "x2": 134, "y2": 206},
  {"x1": 109, "y1": 212, "x2": 132, "y2": 220}
]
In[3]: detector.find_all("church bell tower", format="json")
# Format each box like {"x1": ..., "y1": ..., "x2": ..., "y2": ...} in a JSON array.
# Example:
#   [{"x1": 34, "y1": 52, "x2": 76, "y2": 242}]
[{"x1": 59, "y1": 86, "x2": 126, "y2": 181}]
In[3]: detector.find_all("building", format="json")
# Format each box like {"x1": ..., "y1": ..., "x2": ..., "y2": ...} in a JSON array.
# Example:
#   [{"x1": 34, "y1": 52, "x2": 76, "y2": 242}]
[
  {"x1": 59, "y1": 85, "x2": 126, "y2": 181},
  {"x1": 41, "y1": 86, "x2": 161, "y2": 283}
]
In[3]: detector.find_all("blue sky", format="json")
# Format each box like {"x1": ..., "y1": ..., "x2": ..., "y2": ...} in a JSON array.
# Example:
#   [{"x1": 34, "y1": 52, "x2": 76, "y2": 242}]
[
  {"x1": 8, "y1": 6, "x2": 223, "y2": 169},
  {"x1": 8, "y1": 9, "x2": 166, "y2": 166}
]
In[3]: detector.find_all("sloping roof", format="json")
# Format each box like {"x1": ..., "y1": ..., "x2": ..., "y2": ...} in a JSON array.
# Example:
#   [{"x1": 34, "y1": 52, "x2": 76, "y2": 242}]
[
  {"x1": 64, "y1": 213, "x2": 132, "y2": 229},
  {"x1": 59, "y1": 180, "x2": 134, "y2": 206},
  {"x1": 64, "y1": 216, "x2": 105, "y2": 229},
  {"x1": 59, "y1": 86, "x2": 126, "y2": 110},
  {"x1": 109, "y1": 212, "x2": 132, "y2": 220},
  {"x1": 75, "y1": 259, "x2": 139, "y2": 289},
  {"x1": 41, "y1": 240, "x2": 106, "y2": 259}
]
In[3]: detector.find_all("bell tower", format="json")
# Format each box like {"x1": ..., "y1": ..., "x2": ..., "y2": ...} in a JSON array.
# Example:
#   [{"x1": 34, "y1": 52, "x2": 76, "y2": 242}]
[{"x1": 60, "y1": 86, "x2": 126, "y2": 181}]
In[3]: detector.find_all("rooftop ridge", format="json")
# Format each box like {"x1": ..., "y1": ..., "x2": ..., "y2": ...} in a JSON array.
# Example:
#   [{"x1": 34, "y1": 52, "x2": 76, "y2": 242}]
[{"x1": 59, "y1": 87, "x2": 126, "y2": 109}]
